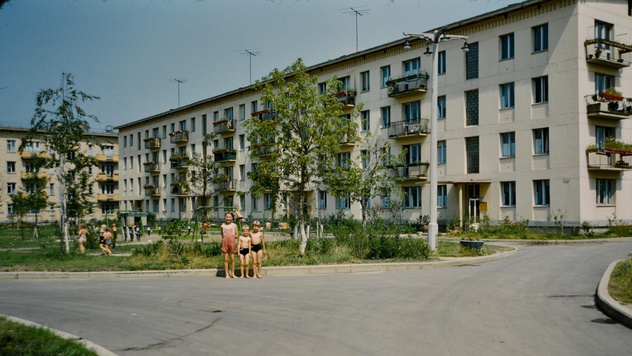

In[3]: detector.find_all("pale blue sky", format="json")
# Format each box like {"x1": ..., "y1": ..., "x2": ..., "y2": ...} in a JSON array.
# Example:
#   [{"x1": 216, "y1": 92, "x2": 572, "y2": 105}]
[{"x1": 0, "y1": 0, "x2": 516, "y2": 131}]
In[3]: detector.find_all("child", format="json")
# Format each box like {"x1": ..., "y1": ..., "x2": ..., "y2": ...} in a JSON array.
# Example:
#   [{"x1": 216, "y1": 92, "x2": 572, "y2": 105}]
[
  {"x1": 250, "y1": 221, "x2": 266, "y2": 279},
  {"x1": 102, "y1": 226, "x2": 113, "y2": 256},
  {"x1": 98, "y1": 224, "x2": 109, "y2": 255},
  {"x1": 238, "y1": 225, "x2": 252, "y2": 279},
  {"x1": 77, "y1": 224, "x2": 89, "y2": 254},
  {"x1": 220, "y1": 212, "x2": 238, "y2": 278}
]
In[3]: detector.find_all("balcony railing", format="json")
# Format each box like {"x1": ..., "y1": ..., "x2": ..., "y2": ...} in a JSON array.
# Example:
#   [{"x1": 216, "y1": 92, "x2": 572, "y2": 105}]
[
  {"x1": 339, "y1": 130, "x2": 357, "y2": 146},
  {"x1": 586, "y1": 94, "x2": 632, "y2": 120},
  {"x1": 169, "y1": 130, "x2": 189, "y2": 144},
  {"x1": 97, "y1": 194, "x2": 119, "y2": 202},
  {"x1": 144, "y1": 185, "x2": 161, "y2": 197},
  {"x1": 251, "y1": 109, "x2": 277, "y2": 121},
  {"x1": 170, "y1": 184, "x2": 186, "y2": 195},
  {"x1": 391, "y1": 163, "x2": 430, "y2": 181},
  {"x1": 386, "y1": 73, "x2": 429, "y2": 98},
  {"x1": 170, "y1": 157, "x2": 190, "y2": 169},
  {"x1": 213, "y1": 118, "x2": 236, "y2": 135},
  {"x1": 585, "y1": 38, "x2": 632, "y2": 69},
  {"x1": 143, "y1": 162, "x2": 161, "y2": 173},
  {"x1": 387, "y1": 118, "x2": 430, "y2": 139},
  {"x1": 144, "y1": 137, "x2": 161, "y2": 150},
  {"x1": 334, "y1": 91, "x2": 356, "y2": 108},
  {"x1": 20, "y1": 151, "x2": 48, "y2": 160},
  {"x1": 96, "y1": 154, "x2": 119, "y2": 163},
  {"x1": 250, "y1": 143, "x2": 276, "y2": 158},
  {"x1": 213, "y1": 150, "x2": 237, "y2": 163},
  {"x1": 587, "y1": 150, "x2": 632, "y2": 170},
  {"x1": 96, "y1": 172, "x2": 119, "y2": 182},
  {"x1": 213, "y1": 179, "x2": 237, "y2": 191},
  {"x1": 20, "y1": 172, "x2": 47, "y2": 180}
]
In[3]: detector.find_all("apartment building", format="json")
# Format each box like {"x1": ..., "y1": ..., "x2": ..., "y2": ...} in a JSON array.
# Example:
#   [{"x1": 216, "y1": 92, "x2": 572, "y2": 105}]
[
  {"x1": 0, "y1": 127, "x2": 119, "y2": 223},
  {"x1": 117, "y1": 0, "x2": 632, "y2": 227}
]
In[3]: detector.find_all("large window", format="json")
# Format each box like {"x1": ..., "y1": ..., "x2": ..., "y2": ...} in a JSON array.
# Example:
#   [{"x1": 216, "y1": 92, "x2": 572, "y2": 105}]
[
  {"x1": 336, "y1": 192, "x2": 351, "y2": 209},
  {"x1": 403, "y1": 58, "x2": 421, "y2": 76},
  {"x1": 239, "y1": 104, "x2": 246, "y2": 121},
  {"x1": 533, "y1": 128, "x2": 549, "y2": 155},
  {"x1": 7, "y1": 182, "x2": 16, "y2": 195},
  {"x1": 533, "y1": 180, "x2": 550, "y2": 206},
  {"x1": 438, "y1": 185, "x2": 447, "y2": 208},
  {"x1": 403, "y1": 186, "x2": 421, "y2": 208},
  {"x1": 381, "y1": 66, "x2": 391, "y2": 88},
  {"x1": 403, "y1": 144, "x2": 421, "y2": 165},
  {"x1": 595, "y1": 20, "x2": 613, "y2": 58},
  {"x1": 337, "y1": 152, "x2": 350, "y2": 170},
  {"x1": 501, "y1": 181, "x2": 516, "y2": 206},
  {"x1": 403, "y1": 101, "x2": 421, "y2": 123},
  {"x1": 533, "y1": 24, "x2": 548, "y2": 52},
  {"x1": 500, "y1": 83, "x2": 515, "y2": 109},
  {"x1": 361, "y1": 150, "x2": 369, "y2": 170},
  {"x1": 596, "y1": 126, "x2": 615, "y2": 148},
  {"x1": 596, "y1": 179, "x2": 614, "y2": 205},
  {"x1": 361, "y1": 71, "x2": 370, "y2": 92},
  {"x1": 437, "y1": 140, "x2": 447, "y2": 164},
  {"x1": 466, "y1": 42, "x2": 479, "y2": 80},
  {"x1": 466, "y1": 137, "x2": 479, "y2": 174},
  {"x1": 381, "y1": 106, "x2": 391, "y2": 127},
  {"x1": 595, "y1": 73, "x2": 615, "y2": 95},
  {"x1": 6, "y1": 140, "x2": 15, "y2": 152},
  {"x1": 500, "y1": 33, "x2": 515, "y2": 60},
  {"x1": 7, "y1": 161, "x2": 15, "y2": 173},
  {"x1": 361, "y1": 110, "x2": 370, "y2": 131},
  {"x1": 437, "y1": 95, "x2": 446, "y2": 119},
  {"x1": 438, "y1": 51, "x2": 446, "y2": 75},
  {"x1": 501, "y1": 132, "x2": 516, "y2": 158},
  {"x1": 466, "y1": 90, "x2": 479, "y2": 126},
  {"x1": 319, "y1": 191, "x2": 327, "y2": 209},
  {"x1": 532, "y1": 76, "x2": 549, "y2": 104}
]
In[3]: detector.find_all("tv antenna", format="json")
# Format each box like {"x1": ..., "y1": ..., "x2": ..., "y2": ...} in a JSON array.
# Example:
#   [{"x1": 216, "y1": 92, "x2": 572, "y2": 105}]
[
  {"x1": 169, "y1": 78, "x2": 187, "y2": 107},
  {"x1": 342, "y1": 7, "x2": 369, "y2": 52},
  {"x1": 240, "y1": 49, "x2": 261, "y2": 85}
]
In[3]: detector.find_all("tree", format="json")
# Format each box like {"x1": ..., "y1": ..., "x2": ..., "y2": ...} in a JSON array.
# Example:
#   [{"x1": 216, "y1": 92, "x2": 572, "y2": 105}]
[
  {"x1": 245, "y1": 58, "x2": 358, "y2": 255},
  {"x1": 25, "y1": 174, "x2": 49, "y2": 238},
  {"x1": 188, "y1": 133, "x2": 220, "y2": 218},
  {"x1": 325, "y1": 137, "x2": 404, "y2": 226},
  {"x1": 9, "y1": 192, "x2": 29, "y2": 239},
  {"x1": 20, "y1": 73, "x2": 99, "y2": 254}
]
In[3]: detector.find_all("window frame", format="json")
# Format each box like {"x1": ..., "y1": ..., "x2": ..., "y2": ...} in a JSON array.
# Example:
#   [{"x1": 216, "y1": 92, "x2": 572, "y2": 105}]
[
  {"x1": 501, "y1": 181, "x2": 516, "y2": 207},
  {"x1": 500, "y1": 132, "x2": 516, "y2": 158},
  {"x1": 533, "y1": 180, "x2": 550, "y2": 206},
  {"x1": 361, "y1": 71, "x2": 370, "y2": 92},
  {"x1": 533, "y1": 24, "x2": 549, "y2": 53},
  {"x1": 500, "y1": 33, "x2": 515, "y2": 60},
  {"x1": 532, "y1": 76, "x2": 549, "y2": 104},
  {"x1": 596, "y1": 178, "x2": 614, "y2": 205},
  {"x1": 500, "y1": 82, "x2": 515, "y2": 109},
  {"x1": 533, "y1": 128, "x2": 549, "y2": 155}
]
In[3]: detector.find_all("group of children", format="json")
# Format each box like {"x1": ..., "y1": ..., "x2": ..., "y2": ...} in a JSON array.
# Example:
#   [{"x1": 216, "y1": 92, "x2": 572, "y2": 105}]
[{"x1": 220, "y1": 212, "x2": 266, "y2": 279}]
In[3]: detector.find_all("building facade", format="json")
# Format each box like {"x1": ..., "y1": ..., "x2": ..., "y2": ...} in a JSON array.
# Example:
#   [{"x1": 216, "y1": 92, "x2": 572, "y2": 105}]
[
  {"x1": 0, "y1": 127, "x2": 119, "y2": 223},
  {"x1": 117, "y1": 0, "x2": 632, "y2": 228}
]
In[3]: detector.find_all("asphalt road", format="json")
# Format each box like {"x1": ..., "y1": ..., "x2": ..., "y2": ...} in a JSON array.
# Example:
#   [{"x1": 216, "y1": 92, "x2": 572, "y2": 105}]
[{"x1": 1, "y1": 242, "x2": 631, "y2": 356}]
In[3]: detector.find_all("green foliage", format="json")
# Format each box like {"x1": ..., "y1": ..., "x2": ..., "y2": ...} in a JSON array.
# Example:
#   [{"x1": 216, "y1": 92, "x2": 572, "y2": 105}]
[
  {"x1": 609, "y1": 258, "x2": 632, "y2": 305},
  {"x1": 161, "y1": 219, "x2": 189, "y2": 238}
]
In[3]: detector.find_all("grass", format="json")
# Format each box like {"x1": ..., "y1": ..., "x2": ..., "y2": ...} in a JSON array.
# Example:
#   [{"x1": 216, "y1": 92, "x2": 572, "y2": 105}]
[
  {"x1": 0, "y1": 317, "x2": 98, "y2": 356},
  {"x1": 609, "y1": 258, "x2": 632, "y2": 305}
]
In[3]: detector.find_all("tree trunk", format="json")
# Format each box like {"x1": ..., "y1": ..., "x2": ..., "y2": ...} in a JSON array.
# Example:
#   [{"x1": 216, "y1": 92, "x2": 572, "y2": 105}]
[{"x1": 299, "y1": 220, "x2": 308, "y2": 255}]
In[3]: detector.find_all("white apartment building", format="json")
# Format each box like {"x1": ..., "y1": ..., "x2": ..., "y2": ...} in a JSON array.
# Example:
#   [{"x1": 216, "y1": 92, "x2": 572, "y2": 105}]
[
  {"x1": 0, "y1": 127, "x2": 119, "y2": 223},
  {"x1": 117, "y1": 0, "x2": 632, "y2": 228}
]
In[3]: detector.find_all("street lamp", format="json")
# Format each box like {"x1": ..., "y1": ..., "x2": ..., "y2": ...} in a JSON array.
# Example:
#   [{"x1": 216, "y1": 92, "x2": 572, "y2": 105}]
[{"x1": 403, "y1": 27, "x2": 468, "y2": 251}]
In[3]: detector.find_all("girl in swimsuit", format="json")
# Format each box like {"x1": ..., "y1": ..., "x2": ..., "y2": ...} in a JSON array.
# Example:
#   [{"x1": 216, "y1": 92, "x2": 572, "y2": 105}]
[
  {"x1": 238, "y1": 225, "x2": 252, "y2": 279},
  {"x1": 250, "y1": 221, "x2": 266, "y2": 278},
  {"x1": 220, "y1": 212, "x2": 238, "y2": 278}
]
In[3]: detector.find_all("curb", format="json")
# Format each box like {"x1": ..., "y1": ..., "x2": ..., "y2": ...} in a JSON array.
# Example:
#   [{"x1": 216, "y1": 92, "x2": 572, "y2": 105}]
[
  {"x1": 0, "y1": 247, "x2": 518, "y2": 280},
  {"x1": 0, "y1": 314, "x2": 118, "y2": 356},
  {"x1": 595, "y1": 260, "x2": 632, "y2": 329}
]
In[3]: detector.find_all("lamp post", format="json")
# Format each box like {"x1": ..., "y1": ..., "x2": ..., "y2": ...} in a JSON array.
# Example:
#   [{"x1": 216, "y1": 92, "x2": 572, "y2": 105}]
[{"x1": 403, "y1": 28, "x2": 468, "y2": 251}]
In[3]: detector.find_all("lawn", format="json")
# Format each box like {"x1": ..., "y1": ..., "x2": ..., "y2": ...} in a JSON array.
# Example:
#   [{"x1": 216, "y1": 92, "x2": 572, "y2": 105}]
[{"x1": 609, "y1": 258, "x2": 632, "y2": 305}]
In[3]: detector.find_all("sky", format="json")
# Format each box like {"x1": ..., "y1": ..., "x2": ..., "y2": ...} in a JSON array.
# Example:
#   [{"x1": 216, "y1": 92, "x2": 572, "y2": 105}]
[{"x1": 0, "y1": 0, "x2": 519, "y2": 132}]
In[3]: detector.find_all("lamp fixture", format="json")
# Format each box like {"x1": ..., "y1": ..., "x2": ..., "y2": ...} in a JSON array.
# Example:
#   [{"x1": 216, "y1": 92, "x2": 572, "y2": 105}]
[
  {"x1": 403, "y1": 40, "x2": 412, "y2": 50},
  {"x1": 424, "y1": 46, "x2": 433, "y2": 56},
  {"x1": 461, "y1": 41, "x2": 470, "y2": 52}
]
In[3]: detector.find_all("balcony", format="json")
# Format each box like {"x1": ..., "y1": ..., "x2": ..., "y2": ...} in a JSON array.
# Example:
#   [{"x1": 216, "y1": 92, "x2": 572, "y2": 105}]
[
  {"x1": 213, "y1": 150, "x2": 237, "y2": 164},
  {"x1": 143, "y1": 162, "x2": 161, "y2": 173},
  {"x1": 96, "y1": 172, "x2": 119, "y2": 183},
  {"x1": 251, "y1": 109, "x2": 277, "y2": 121},
  {"x1": 585, "y1": 38, "x2": 632, "y2": 69},
  {"x1": 170, "y1": 183, "x2": 186, "y2": 195},
  {"x1": 334, "y1": 91, "x2": 356, "y2": 108},
  {"x1": 144, "y1": 185, "x2": 161, "y2": 197},
  {"x1": 20, "y1": 151, "x2": 47, "y2": 160},
  {"x1": 169, "y1": 130, "x2": 189, "y2": 144},
  {"x1": 169, "y1": 156, "x2": 190, "y2": 169},
  {"x1": 388, "y1": 118, "x2": 430, "y2": 139},
  {"x1": 587, "y1": 149, "x2": 632, "y2": 171},
  {"x1": 144, "y1": 137, "x2": 161, "y2": 150},
  {"x1": 386, "y1": 73, "x2": 429, "y2": 98},
  {"x1": 250, "y1": 143, "x2": 276, "y2": 159},
  {"x1": 213, "y1": 179, "x2": 237, "y2": 191},
  {"x1": 96, "y1": 154, "x2": 119, "y2": 163},
  {"x1": 213, "y1": 118, "x2": 236, "y2": 135},
  {"x1": 392, "y1": 163, "x2": 430, "y2": 181},
  {"x1": 586, "y1": 94, "x2": 632, "y2": 120},
  {"x1": 20, "y1": 172, "x2": 47, "y2": 180},
  {"x1": 97, "y1": 194, "x2": 119, "y2": 202}
]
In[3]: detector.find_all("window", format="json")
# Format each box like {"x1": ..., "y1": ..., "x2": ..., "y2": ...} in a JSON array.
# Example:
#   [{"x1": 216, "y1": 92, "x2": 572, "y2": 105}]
[
  {"x1": 403, "y1": 144, "x2": 421, "y2": 165},
  {"x1": 6, "y1": 140, "x2": 16, "y2": 152},
  {"x1": 361, "y1": 110, "x2": 370, "y2": 131},
  {"x1": 532, "y1": 76, "x2": 549, "y2": 104},
  {"x1": 533, "y1": 24, "x2": 548, "y2": 52},
  {"x1": 595, "y1": 21, "x2": 613, "y2": 58},
  {"x1": 596, "y1": 179, "x2": 614, "y2": 205},
  {"x1": 337, "y1": 152, "x2": 350, "y2": 170},
  {"x1": 382, "y1": 189, "x2": 391, "y2": 208},
  {"x1": 438, "y1": 185, "x2": 447, "y2": 208},
  {"x1": 466, "y1": 42, "x2": 479, "y2": 80},
  {"x1": 224, "y1": 108, "x2": 233, "y2": 120},
  {"x1": 7, "y1": 182, "x2": 16, "y2": 195},
  {"x1": 403, "y1": 101, "x2": 421, "y2": 123},
  {"x1": 403, "y1": 186, "x2": 421, "y2": 208},
  {"x1": 49, "y1": 183, "x2": 54, "y2": 196},
  {"x1": 338, "y1": 76, "x2": 350, "y2": 92},
  {"x1": 501, "y1": 182, "x2": 516, "y2": 206},
  {"x1": 7, "y1": 162, "x2": 15, "y2": 173},
  {"x1": 7, "y1": 204, "x2": 14, "y2": 216},
  {"x1": 533, "y1": 128, "x2": 549, "y2": 155},
  {"x1": 533, "y1": 180, "x2": 550, "y2": 206},
  {"x1": 438, "y1": 51, "x2": 446, "y2": 75},
  {"x1": 361, "y1": 71, "x2": 370, "y2": 92},
  {"x1": 336, "y1": 192, "x2": 351, "y2": 209},
  {"x1": 381, "y1": 66, "x2": 391, "y2": 87},
  {"x1": 595, "y1": 73, "x2": 615, "y2": 95},
  {"x1": 466, "y1": 90, "x2": 479, "y2": 126},
  {"x1": 500, "y1": 83, "x2": 515, "y2": 109},
  {"x1": 213, "y1": 111, "x2": 219, "y2": 121},
  {"x1": 162, "y1": 125, "x2": 167, "y2": 139},
  {"x1": 251, "y1": 101, "x2": 258, "y2": 113},
  {"x1": 501, "y1": 132, "x2": 516, "y2": 158},
  {"x1": 437, "y1": 140, "x2": 447, "y2": 164},
  {"x1": 129, "y1": 134, "x2": 134, "y2": 147},
  {"x1": 239, "y1": 165, "x2": 245, "y2": 181},
  {"x1": 466, "y1": 137, "x2": 479, "y2": 174},
  {"x1": 239, "y1": 196, "x2": 245, "y2": 211},
  {"x1": 24, "y1": 141, "x2": 40, "y2": 152},
  {"x1": 319, "y1": 191, "x2": 327, "y2": 209},
  {"x1": 239, "y1": 104, "x2": 246, "y2": 121},
  {"x1": 239, "y1": 135, "x2": 245, "y2": 150},
  {"x1": 437, "y1": 95, "x2": 446, "y2": 119},
  {"x1": 123, "y1": 136, "x2": 127, "y2": 148},
  {"x1": 361, "y1": 150, "x2": 369, "y2": 170},
  {"x1": 596, "y1": 126, "x2": 615, "y2": 148},
  {"x1": 264, "y1": 193, "x2": 272, "y2": 210},
  {"x1": 191, "y1": 117, "x2": 196, "y2": 132},
  {"x1": 403, "y1": 58, "x2": 421, "y2": 77},
  {"x1": 381, "y1": 106, "x2": 391, "y2": 127},
  {"x1": 318, "y1": 82, "x2": 327, "y2": 95},
  {"x1": 500, "y1": 33, "x2": 515, "y2": 60}
]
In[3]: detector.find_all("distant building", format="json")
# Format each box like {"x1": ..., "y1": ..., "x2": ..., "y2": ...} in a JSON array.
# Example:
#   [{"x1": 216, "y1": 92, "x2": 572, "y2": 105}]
[
  {"x1": 0, "y1": 126, "x2": 119, "y2": 223},
  {"x1": 116, "y1": 0, "x2": 632, "y2": 228}
]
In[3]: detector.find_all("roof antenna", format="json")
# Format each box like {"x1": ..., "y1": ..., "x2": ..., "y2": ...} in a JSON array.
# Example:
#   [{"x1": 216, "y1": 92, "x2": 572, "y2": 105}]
[
  {"x1": 169, "y1": 78, "x2": 187, "y2": 107},
  {"x1": 240, "y1": 49, "x2": 261, "y2": 85},
  {"x1": 342, "y1": 7, "x2": 370, "y2": 52}
]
